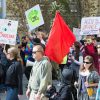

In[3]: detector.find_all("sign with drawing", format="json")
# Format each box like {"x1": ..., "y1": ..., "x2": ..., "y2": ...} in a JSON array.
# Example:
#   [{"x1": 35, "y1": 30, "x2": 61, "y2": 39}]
[
  {"x1": 0, "y1": 19, "x2": 18, "y2": 45},
  {"x1": 25, "y1": 4, "x2": 44, "y2": 31}
]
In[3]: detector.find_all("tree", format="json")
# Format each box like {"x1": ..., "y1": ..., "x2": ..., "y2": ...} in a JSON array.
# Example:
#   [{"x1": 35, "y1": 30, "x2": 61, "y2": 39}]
[
  {"x1": 80, "y1": 0, "x2": 99, "y2": 17},
  {"x1": 7, "y1": 0, "x2": 56, "y2": 33},
  {"x1": 48, "y1": 0, "x2": 81, "y2": 29}
]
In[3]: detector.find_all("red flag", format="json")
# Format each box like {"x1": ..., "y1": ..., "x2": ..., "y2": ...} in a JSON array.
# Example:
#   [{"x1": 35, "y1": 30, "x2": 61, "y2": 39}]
[{"x1": 45, "y1": 11, "x2": 76, "y2": 64}]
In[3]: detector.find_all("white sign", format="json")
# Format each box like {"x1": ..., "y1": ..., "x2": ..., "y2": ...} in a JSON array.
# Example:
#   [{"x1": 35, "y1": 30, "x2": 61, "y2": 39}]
[
  {"x1": 73, "y1": 28, "x2": 81, "y2": 41},
  {"x1": 25, "y1": 4, "x2": 44, "y2": 31},
  {"x1": 0, "y1": 19, "x2": 18, "y2": 45},
  {"x1": 80, "y1": 17, "x2": 100, "y2": 35}
]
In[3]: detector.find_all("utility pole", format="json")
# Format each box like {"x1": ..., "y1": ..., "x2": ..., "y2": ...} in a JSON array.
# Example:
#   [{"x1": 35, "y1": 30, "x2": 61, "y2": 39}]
[
  {"x1": 0, "y1": 0, "x2": 6, "y2": 18},
  {"x1": 2, "y1": 0, "x2": 6, "y2": 18}
]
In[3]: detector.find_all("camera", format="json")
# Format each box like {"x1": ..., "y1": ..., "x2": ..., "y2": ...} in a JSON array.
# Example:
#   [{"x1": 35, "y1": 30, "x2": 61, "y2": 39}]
[{"x1": 45, "y1": 85, "x2": 56, "y2": 99}]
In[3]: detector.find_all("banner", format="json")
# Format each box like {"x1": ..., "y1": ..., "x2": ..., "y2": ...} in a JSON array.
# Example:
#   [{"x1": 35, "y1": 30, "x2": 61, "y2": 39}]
[
  {"x1": 73, "y1": 28, "x2": 81, "y2": 41},
  {"x1": 80, "y1": 17, "x2": 100, "y2": 35},
  {"x1": 25, "y1": 4, "x2": 44, "y2": 31},
  {"x1": 0, "y1": 19, "x2": 18, "y2": 45}
]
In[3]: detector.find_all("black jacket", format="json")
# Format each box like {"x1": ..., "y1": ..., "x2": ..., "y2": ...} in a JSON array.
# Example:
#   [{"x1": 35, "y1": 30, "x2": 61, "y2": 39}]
[
  {"x1": 5, "y1": 59, "x2": 23, "y2": 95},
  {"x1": 0, "y1": 48, "x2": 9, "y2": 83},
  {"x1": 50, "y1": 66, "x2": 77, "y2": 100},
  {"x1": 52, "y1": 85, "x2": 77, "y2": 100}
]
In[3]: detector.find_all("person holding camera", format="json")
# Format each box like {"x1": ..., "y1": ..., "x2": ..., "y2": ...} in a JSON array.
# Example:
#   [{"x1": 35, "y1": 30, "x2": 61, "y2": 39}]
[{"x1": 45, "y1": 64, "x2": 77, "y2": 100}]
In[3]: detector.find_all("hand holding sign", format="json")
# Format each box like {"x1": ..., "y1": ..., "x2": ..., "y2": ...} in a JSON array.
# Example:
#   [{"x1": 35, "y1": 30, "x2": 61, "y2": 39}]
[{"x1": 80, "y1": 17, "x2": 100, "y2": 35}]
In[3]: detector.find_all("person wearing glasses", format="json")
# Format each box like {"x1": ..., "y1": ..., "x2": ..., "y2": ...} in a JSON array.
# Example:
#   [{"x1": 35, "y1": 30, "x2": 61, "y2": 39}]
[
  {"x1": 5, "y1": 47, "x2": 23, "y2": 100},
  {"x1": 78, "y1": 56, "x2": 99, "y2": 100},
  {"x1": 26, "y1": 45, "x2": 52, "y2": 100}
]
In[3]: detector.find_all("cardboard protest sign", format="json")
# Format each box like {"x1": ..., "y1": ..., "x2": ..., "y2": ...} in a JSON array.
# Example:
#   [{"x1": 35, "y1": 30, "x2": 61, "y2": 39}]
[
  {"x1": 25, "y1": 4, "x2": 44, "y2": 31},
  {"x1": 73, "y1": 28, "x2": 81, "y2": 41},
  {"x1": 0, "y1": 19, "x2": 18, "y2": 45},
  {"x1": 80, "y1": 17, "x2": 100, "y2": 35}
]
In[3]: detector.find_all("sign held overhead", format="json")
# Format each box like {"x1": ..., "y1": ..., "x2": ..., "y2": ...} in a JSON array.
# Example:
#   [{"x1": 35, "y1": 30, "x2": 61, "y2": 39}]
[
  {"x1": 25, "y1": 4, "x2": 44, "y2": 31},
  {"x1": 80, "y1": 17, "x2": 100, "y2": 35}
]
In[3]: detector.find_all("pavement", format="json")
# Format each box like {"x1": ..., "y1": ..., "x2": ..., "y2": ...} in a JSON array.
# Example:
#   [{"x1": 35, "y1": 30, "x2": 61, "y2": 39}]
[
  {"x1": 0, "y1": 75, "x2": 60, "y2": 100},
  {"x1": 0, "y1": 74, "x2": 28, "y2": 100}
]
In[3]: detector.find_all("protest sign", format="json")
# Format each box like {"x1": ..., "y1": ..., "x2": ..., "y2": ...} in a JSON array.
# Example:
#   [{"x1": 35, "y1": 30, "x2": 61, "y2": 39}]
[
  {"x1": 0, "y1": 19, "x2": 18, "y2": 45},
  {"x1": 25, "y1": 4, "x2": 44, "y2": 31},
  {"x1": 73, "y1": 28, "x2": 81, "y2": 41},
  {"x1": 80, "y1": 17, "x2": 100, "y2": 35}
]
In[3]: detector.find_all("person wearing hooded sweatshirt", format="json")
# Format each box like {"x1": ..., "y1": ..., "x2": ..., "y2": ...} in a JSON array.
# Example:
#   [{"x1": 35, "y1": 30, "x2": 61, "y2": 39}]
[
  {"x1": 26, "y1": 45, "x2": 52, "y2": 100},
  {"x1": 45, "y1": 64, "x2": 77, "y2": 100}
]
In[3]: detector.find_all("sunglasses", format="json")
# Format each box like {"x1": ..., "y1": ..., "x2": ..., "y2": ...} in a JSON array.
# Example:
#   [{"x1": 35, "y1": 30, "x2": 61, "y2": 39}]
[
  {"x1": 83, "y1": 61, "x2": 92, "y2": 64},
  {"x1": 32, "y1": 51, "x2": 41, "y2": 54}
]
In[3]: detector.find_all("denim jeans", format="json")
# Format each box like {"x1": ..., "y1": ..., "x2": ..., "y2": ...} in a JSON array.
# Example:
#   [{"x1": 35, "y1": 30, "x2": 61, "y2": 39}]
[{"x1": 6, "y1": 87, "x2": 19, "y2": 100}]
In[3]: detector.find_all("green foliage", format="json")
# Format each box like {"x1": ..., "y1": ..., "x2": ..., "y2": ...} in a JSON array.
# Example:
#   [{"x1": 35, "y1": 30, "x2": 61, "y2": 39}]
[
  {"x1": 48, "y1": 1, "x2": 66, "y2": 26},
  {"x1": 48, "y1": 0, "x2": 80, "y2": 29}
]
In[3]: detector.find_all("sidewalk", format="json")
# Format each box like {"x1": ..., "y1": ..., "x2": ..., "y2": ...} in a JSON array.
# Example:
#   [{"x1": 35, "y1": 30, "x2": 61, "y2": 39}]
[
  {"x1": 0, "y1": 75, "x2": 60, "y2": 100},
  {"x1": 0, "y1": 74, "x2": 28, "y2": 100}
]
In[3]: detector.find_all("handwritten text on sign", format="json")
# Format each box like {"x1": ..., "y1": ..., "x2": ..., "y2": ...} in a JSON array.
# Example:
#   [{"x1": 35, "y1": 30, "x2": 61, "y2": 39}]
[
  {"x1": 80, "y1": 17, "x2": 100, "y2": 35},
  {"x1": 0, "y1": 19, "x2": 18, "y2": 45}
]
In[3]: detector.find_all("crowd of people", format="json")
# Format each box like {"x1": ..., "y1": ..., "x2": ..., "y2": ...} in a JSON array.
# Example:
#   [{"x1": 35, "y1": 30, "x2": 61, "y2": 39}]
[{"x1": 0, "y1": 31, "x2": 100, "y2": 100}]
